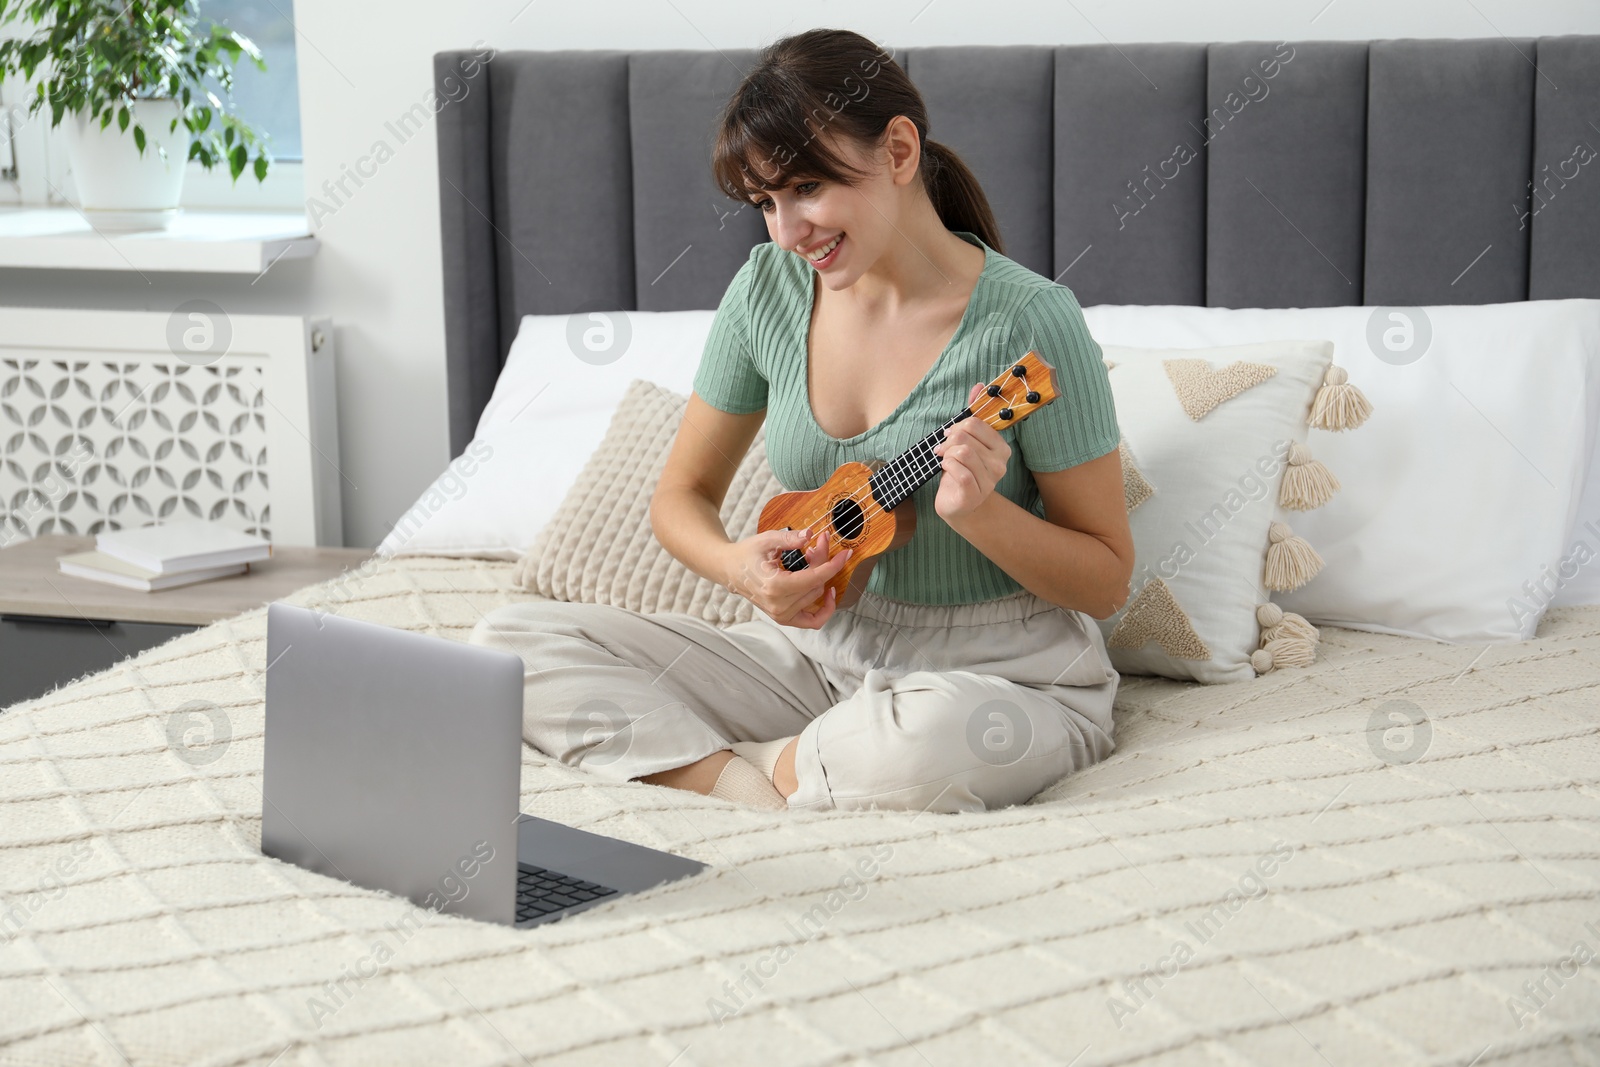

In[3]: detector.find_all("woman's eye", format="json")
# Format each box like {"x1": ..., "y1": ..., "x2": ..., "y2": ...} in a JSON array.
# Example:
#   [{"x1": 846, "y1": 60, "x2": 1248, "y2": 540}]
[{"x1": 752, "y1": 183, "x2": 818, "y2": 213}]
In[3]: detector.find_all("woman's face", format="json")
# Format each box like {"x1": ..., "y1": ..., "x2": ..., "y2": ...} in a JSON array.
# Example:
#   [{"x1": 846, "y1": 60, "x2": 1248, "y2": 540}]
[{"x1": 745, "y1": 129, "x2": 906, "y2": 290}]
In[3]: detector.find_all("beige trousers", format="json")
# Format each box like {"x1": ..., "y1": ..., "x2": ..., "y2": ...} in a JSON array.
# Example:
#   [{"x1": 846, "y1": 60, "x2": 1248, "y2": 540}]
[{"x1": 468, "y1": 588, "x2": 1119, "y2": 814}]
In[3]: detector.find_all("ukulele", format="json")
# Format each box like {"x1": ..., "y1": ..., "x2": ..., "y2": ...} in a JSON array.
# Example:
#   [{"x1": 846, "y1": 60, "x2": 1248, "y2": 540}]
[{"x1": 756, "y1": 350, "x2": 1063, "y2": 614}]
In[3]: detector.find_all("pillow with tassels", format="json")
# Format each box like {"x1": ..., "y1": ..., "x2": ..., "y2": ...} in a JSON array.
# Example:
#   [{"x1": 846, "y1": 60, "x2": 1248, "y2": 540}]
[{"x1": 1095, "y1": 339, "x2": 1370, "y2": 683}]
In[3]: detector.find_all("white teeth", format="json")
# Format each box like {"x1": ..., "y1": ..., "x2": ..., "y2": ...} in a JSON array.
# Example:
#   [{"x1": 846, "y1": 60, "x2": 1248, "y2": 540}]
[{"x1": 805, "y1": 234, "x2": 842, "y2": 261}]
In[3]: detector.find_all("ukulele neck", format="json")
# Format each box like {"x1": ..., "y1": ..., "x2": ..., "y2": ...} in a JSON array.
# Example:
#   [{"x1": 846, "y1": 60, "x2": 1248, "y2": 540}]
[
  {"x1": 868, "y1": 408, "x2": 980, "y2": 512},
  {"x1": 862, "y1": 352, "x2": 1055, "y2": 514}
]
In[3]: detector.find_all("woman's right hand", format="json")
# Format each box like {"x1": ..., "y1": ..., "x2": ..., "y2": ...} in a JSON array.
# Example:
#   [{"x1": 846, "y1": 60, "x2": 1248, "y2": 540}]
[{"x1": 724, "y1": 526, "x2": 852, "y2": 629}]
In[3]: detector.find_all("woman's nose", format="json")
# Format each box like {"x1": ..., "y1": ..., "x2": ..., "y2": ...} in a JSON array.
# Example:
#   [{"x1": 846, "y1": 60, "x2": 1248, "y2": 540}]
[{"x1": 769, "y1": 204, "x2": 810, "y2": 251}]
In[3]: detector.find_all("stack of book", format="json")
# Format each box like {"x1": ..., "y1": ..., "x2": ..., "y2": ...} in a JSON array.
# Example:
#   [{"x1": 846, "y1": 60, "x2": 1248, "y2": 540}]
[{"x1": 58, "y1": 520, "x2": 272, "y2": 592}]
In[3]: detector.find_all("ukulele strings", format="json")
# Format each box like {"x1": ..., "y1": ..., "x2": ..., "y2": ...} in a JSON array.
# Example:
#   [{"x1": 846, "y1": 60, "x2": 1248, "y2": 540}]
[{"x1": 797, "y1": 378, "x2": 1024, "y2": 560}]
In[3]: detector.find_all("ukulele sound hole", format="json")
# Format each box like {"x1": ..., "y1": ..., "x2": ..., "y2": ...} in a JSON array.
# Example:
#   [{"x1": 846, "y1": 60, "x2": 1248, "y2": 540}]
[
  {"x1": 777, "y1": 497, "x2": 865, "y2": 573},
  {"x1": 831, "y1": 497, "x2": 865, "y2": 540}
]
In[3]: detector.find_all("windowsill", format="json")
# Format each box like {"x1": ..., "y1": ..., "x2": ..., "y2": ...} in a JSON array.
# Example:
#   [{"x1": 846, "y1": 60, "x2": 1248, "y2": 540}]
[{"x1": 0, "y1": 206, "x2": 318, "y2": 274}]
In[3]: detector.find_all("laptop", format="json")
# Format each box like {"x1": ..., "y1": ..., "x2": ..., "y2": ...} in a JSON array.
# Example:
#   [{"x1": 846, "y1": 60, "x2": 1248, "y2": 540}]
[{"x1": 260, "y1": 602, "x2": 709, "y2": 928}]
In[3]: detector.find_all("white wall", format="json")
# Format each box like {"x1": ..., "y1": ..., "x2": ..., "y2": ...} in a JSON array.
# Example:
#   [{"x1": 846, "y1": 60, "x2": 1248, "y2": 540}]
[{"x1": 5, "y1": 0, "x2": 1598, "y2": 547}]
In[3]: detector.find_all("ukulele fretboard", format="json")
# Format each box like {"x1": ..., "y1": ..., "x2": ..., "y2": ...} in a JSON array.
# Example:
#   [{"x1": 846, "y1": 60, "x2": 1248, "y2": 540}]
[{"x1": 868, "y1": 408, "x2": 978, "y2": 512}]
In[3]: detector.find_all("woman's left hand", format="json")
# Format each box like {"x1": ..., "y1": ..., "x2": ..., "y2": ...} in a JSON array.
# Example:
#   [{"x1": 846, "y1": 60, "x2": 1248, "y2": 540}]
[{"x1": 932, "y1": 382, "x2": 1012, "y2": 522}]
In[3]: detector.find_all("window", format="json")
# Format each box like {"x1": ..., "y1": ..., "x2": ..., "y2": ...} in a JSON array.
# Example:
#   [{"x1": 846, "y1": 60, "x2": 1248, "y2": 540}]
[
  {"x1": 204, "y1": 0, "x2": 301, "y2": 162},
  {"x1": 0, "y1": 0, "x2": 305, "y2": 210}
]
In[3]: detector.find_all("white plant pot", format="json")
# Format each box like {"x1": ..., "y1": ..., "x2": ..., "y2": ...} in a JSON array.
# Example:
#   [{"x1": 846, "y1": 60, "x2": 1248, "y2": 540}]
[{"x1": 62, "y1": 99, "x2": 191, "y2": 233}]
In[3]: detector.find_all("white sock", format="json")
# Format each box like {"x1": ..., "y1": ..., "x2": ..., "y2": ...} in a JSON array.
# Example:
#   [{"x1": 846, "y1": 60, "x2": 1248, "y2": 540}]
[
  {"x1": 709, "y1": 754, "x2": 787, "y2": 811},
  {"x1": 730, "y1": 735, "x2": 797, "y2": 783}
]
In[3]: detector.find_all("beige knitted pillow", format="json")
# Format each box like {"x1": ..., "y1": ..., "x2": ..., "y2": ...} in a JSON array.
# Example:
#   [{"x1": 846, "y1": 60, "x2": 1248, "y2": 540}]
[{"x1": 512, "y1": 378, "x2": 783, "y2": 627}]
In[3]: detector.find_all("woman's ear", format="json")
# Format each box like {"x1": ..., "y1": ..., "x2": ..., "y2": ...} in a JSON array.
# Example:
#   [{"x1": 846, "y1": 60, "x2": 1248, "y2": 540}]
[{"x1": 882, "y1": 115, "x2": 923, "y2": 186}]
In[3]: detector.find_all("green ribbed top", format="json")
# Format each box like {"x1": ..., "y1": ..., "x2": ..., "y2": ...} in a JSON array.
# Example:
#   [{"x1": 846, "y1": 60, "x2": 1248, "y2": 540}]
[{"x1": 692, "y1": 230, "x2": 1120, "y2": 605}]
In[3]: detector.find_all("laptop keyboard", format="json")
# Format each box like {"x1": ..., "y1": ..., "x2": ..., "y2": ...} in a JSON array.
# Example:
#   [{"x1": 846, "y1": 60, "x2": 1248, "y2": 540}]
[{"x1": 516, "y1": 863, "x2": 619, "y2": 922}]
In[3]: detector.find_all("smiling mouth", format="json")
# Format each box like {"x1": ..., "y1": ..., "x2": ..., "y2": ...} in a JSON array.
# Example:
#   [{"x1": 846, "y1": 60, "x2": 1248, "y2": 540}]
[{"x1": 804, "y1": 233, "x2": 844, "y2": 265}]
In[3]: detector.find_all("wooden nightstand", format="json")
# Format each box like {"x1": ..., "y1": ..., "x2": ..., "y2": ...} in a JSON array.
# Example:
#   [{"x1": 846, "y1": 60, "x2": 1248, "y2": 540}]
[{"x1": 0, "y1": 534, "x2": 371, "y2": 710}]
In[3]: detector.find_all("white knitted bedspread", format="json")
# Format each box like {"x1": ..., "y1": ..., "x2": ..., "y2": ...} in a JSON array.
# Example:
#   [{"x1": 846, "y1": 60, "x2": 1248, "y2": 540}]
[{"x1": 2, "y1": 555, "x2": 1598, "y2": 1067}]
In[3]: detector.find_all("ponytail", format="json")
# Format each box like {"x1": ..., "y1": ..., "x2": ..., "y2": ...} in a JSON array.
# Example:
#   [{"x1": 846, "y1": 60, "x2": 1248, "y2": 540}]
[{"x1": 921, "y1": 139, "x2": 1005, "y2": 255}]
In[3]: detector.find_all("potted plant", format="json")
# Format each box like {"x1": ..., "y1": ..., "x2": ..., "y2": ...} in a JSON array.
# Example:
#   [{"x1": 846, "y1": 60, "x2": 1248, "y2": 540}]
[{"x1": 0, "y1": 0, "x2": 273, "y2": 231}]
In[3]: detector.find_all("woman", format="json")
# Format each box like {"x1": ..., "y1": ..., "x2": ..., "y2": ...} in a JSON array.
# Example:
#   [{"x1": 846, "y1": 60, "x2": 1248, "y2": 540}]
[{"x1": 470, "y1": 28, "x2": 1132, "y2": 815}]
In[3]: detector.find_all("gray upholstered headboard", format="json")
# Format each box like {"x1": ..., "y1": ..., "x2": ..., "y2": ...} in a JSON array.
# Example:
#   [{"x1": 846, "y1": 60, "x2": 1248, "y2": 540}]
[{"x1": 433, "y1": 35, "x2": 1600, "y2": 456}]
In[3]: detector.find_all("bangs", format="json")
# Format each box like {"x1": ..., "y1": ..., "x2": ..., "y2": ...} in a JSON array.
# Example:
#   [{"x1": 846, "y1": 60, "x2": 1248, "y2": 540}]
[{"x1": 712, "y1": 79, "x2": 874, "y2": 203}]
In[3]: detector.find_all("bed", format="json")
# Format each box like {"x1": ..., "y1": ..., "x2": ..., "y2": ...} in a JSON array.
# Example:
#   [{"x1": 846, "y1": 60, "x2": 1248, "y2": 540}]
[{"x1": 5, "y1": 35, "x2": 1600, "y2": 1067}]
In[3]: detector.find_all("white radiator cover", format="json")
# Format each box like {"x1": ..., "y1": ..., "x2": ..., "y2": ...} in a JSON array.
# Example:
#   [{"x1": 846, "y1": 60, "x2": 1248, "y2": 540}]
[{"x1": 0, "y1": 307, "x2": 342, "y2": 547}]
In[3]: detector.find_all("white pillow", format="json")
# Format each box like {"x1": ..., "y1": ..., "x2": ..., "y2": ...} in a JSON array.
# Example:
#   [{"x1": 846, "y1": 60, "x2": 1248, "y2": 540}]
[
  {"x1": 1099, "y1": 340, "x2": 1336, "y2": 683},
  {"x1": 1082, "y1": 300, "x2": 1600, "y2": 642},
  {"x1": 378, "y1": 311, "x2": 716, "y2": 560}
]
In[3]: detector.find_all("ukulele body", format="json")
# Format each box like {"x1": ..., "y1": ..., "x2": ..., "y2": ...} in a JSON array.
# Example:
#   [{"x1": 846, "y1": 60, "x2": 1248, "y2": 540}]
[{"x1": 756, "y1": 459, "x2": 919, "y2": 613}]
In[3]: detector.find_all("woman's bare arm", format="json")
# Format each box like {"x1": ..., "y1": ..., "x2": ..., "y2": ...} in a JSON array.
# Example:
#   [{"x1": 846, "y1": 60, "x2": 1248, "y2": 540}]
[
  {"x1": 942, "y1": 448, "x2": 1134, "y2": 619},
  {"x1": 649, "y1": 392, "x2": 767, "y2": 590}
]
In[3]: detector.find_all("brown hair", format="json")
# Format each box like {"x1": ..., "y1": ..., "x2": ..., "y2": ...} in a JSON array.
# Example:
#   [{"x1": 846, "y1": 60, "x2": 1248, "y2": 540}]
[{"x1": 711, "y1": 28, "x2": 1004, "y2": 255}]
